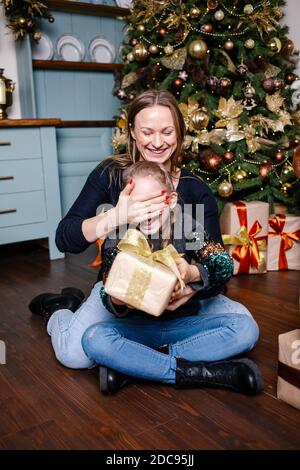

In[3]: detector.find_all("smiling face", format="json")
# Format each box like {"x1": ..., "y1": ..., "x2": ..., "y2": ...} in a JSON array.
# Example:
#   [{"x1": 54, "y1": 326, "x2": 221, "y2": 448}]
[
  {"x1": 131, "y1": 106, "x2": 178, "y2": 170},
  {"x1": 130, "y1": 175, "x2": 177, "y2": 237}
]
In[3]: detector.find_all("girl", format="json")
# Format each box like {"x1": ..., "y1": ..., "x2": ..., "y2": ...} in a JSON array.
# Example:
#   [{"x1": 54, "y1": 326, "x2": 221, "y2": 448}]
[{"x1": 81, "y1": 161, "x2": 263, "y2": 396}]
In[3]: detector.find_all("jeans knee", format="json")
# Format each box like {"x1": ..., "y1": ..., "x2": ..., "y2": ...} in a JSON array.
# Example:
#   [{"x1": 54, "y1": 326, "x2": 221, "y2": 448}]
[
  {"x1": 234, "y1": 314, "x2": 260, "y2": 352},
  {"x1": 81, "y1": 322, "x2": 118, "y2": 364},
  {"x1": 54, "y1": 346, "x2": 94, "y2": 369}
]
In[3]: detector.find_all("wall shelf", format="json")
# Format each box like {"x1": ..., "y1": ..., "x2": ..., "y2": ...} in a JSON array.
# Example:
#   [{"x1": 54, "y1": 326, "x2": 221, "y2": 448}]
[
  {"x1": 45, "y1": 0, "x2": 131, "y2": 18},
  {"x1": 57, "y1": 120, "x2": 115, "y2": 127},
  {"x1": 32, "y1": 60, "x2": 123, "y2": 72}
]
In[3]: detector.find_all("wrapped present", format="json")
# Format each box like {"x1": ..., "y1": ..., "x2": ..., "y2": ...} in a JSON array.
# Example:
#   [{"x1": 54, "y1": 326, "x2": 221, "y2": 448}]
[
  {"x1": 267, "y1": 214, "x2": 300, "y2": 271},
  {"x1": 278, "y1": 329, "x2": 300, "y2": 410},
  {"x1": 220, "y1": 200, "x2": 269, "y2": 275},
  {"x1": 104, "y1": 229, "x2": 185, "y2": 317}
]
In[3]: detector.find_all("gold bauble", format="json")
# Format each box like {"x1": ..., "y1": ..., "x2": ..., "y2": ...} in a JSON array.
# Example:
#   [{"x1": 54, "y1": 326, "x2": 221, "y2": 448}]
[
  {"x1": 245, "y1": 38, "x2": 255, "y2": 49},
  {"x1": 188, "y1": 39, "x2": 208, "y2": 59},
  {"x1": 224, "y1": 39, "x2": 234, "y2": 50},
  {"x1": 137, "y1": 24, "x2": 145, "y2": 33},
  {"x1": 281, "y1": 164, "x2": 294, "y2": 176},
  {"x1": 243, "y1": 4, "x2": 254, "y2": 15},
  {"x1": 132, "y1": 43, "x2": 149, "y2": 62},
  {"x1": 191, "y1": 110, "x2": 210, "y2": 130},
  {"x1": 281, "y1": 182, "x2": 292, "y2": 194},
  {"x1": 267, "y1": 37, "x2": 282, "y2": 53},
  {"x1": 231, "y1": 168, "x2": 248, "y2": 182},
  {"x1": 190, "y1": 6, "x2": 201, "y2": 18},
  {"x1": 149, "y1": 44, "x2": 158, "y2": 55},
  {"x1": 218, "y1": 180, "x2": 233, "y2": 197},
  {"x1": 127, "y1": 52, "x2": 135, "y2": 62}
]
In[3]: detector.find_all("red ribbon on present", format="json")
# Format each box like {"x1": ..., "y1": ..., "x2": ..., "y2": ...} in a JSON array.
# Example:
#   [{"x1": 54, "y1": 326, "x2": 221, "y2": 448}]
[
  {"x1": 268, "y1": 214, "x2": 300, "y2": 270},
  {"x1": 231, "y1": 201, "x2": 267, "y2": 274}
]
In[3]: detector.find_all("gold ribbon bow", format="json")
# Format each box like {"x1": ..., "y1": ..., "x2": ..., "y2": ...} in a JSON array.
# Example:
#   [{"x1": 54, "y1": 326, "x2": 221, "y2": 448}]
[
  {"x1": 118, "y1": 229, "x2": 185, "y2": 290},
  {"x1": 222, "y1": 201, "x2": 267, "y2": 274}
]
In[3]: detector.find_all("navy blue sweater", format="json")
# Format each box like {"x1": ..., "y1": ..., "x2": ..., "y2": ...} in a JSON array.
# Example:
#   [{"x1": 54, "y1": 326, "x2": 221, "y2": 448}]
[{"x1": 55, "y1": 161, "x2": 223, "y2": 255}]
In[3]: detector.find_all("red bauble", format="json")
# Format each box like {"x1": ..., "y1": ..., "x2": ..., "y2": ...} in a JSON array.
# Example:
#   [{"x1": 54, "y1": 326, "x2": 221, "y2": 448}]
[
  {"x1": 201, "y1": 23, "x2": 213, "y2": 33},
  {"x1": 259, "y1": 161, "x2": 272, "y2": 181},
  {"x1": 200, "y1": 149, "x2": 222, "y2": 172},
  {"x1": 272, "y1": 149, "x2": 286, "y2": 163},
  {"x1": 157, "y1": 27, "x2": 167, "y2": 39},
  {"x1": 223, "y1": 151, "x2": 235, "y2": 163},
  {"x1": 219, "y1": 77, "x2": 232, "y2": 90},
  {"x1": 171, "y1": 77, "x2": 184, "y2": 91},
  {"x1": 262, "y1": 78, "x2": 275, "y2": 93},
  {"x1": 130, "y1": 37, "x2": 138, "y2": 46},
  {"x1": 273, "y1": 78, "x2": 284, "y2": 91},
  {"x1": 285, "y1": 71, "x2": 297, "y2": 84}
]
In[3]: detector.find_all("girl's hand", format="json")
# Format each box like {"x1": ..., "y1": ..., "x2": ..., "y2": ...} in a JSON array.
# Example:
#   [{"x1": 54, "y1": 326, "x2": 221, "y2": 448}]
[
  {"x1": 173, "y1": 258, "x2": 201, "y2": 288},
  {"x1": 113, "y1": 180, "x2": 168, "y2": 226},
  {"x1": 165, "y1": 285, "x2": 197, "y2": 311}
]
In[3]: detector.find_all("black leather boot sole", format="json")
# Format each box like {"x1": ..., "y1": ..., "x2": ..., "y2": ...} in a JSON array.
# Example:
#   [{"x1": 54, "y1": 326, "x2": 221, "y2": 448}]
[
  {"x1": 99, "y1": 365, "x2": 131, "y2": 395},
  {"x1": 29, "y1": 287, "x2": 84, "y2": 315}
]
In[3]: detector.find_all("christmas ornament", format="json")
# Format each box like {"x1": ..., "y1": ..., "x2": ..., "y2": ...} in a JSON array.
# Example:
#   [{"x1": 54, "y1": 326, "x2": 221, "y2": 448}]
[
  {"x1": 128, "y1": 93, "x2": 135, "y2": 101},
  {"x1": 218, "y1": 180, "x2": 233, "y2": 197},
  {"x1": 219, "y1": 77, "x2": 232, "y2": 91},
  {"x1": 18, "y1": 17, "x2": 26, "y2": 27},
  {"x1": 207, "y1": 0, "x2": 218, "y2": 9},
  {"x1": 281, "y1": 163, "x2": 294, "y2": 176},
  {"x1": 262, "y1": 78, "x2": 274, "y2": 93},
  {"x1": 259, "y1": 161, "x2": 272, "y2": 181},
  {"x1": 224, "y1": 39, "x2": 234, "y2": 51},
  {"x1": 293, "y1": 145, "x2": 300, "y2": 178},
  {"x1": 133, "y1": 43, "x2": 149, "y2": 61},
  {"x1": 117, "y1": 89, "x2": 127, "y2": 100},
  {"x1": 191, "y1": 110, "x2": 210, "y2": 130},
  {"x1": 201, "y1": 23, "x2": 213, "y2": 33},
  {"x1": 164, "y1": 44, "x2": 174, "y2": 55},
  {"x1": 231, "y1": 168, "x2": 248, "y2": 182},
  {"x1": 157, "y1": 27, "x2": 167, "y2": 39},
  {"x1": 178, "y1": 70, "x2": 188, "y2": 81},
  {"x1": 223, "y1": 151, "x2": 235, "y2": 163},
  {"x1": 272, "y1": 149, "x2": 286, "y2": 163},
  {"x1": 206, "y1": 76, "x2": 219, "y2": 91},
  {"x1": 171, "y1": 77, "x2": 184, "y2": 92},
  {"x1": 268, "y1": 37, "x2": 282, "y2": 53},
  {"x1": 130, "y1": 37, "x2": 138, "y2": 47},
  {"x1": 285, "y1": 72, "x2": 297, "y2": 85},
  {"x1": 214, "y1": 10, "x2": 225, "y2": 21},
  {"x1": 273, "y1": 78, "x2": 284, "y2": 91},
  {"x1": 149, "y1": 44, "x2": 158, "y2": 55},
  {"x1": 243, "y1": 4, "x2": 254, "y2": 15},
  {"x1": 190, "y1": 6, "x2": 201, "y2": 19},
  {"x1": 48, "y1": 16, "x2": 55, "y2": 24},
  {"x1": 188, "y1": 39, "x2": 208, "y2": 59},
  {"x1": 161, "y1": 48, "x2": 187, "y2": 70},
  {"x1": 236, "y1": 63, "x2": 248, "y2": 76},
  {"x1": 244, "y1": 39, "x2": 255, "y2": 49},
  {"x1": 33, "y1": 31, "x2": 42, "y2": 41},
  {"x1": 281, "y1": 38, "x2": 295, "y2": 56},
  {"x1": 242, "y1": 83, "x2": 257, "y2": 110},
  {"x1": 280, "y1": 182, "x2": 292, "y2": 194},
  {"x1": 137, "y1": 24, "x2": 145, "y2": 33},
  {"x1": 200, "y1": 149, "x2": 222, "y2": 172}
]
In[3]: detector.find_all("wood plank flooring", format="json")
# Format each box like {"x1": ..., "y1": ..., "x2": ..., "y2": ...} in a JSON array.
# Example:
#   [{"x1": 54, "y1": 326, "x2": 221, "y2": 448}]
[{"x1": 0, "y1": 240, "x2": 299, "y2": 450}]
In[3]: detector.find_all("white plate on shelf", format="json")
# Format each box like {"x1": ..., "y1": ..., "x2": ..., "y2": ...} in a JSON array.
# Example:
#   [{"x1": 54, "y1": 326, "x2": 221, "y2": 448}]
[
  {"x1": 56, "y1": 34, "x2": 85, "y2": 62},
  {"x1": 115, "y1": 0, "x2": 133, "y2": 8},
  {"x1": 31, "y1": 33, "x2": 54, "y2": 60},
  {"x1": 88, "y1": 36, "x2": 116, "y2": 63}
]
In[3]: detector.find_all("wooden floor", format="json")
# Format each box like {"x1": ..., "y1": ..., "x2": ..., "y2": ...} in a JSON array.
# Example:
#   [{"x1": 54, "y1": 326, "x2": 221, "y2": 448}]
[{"x1": 0, "y1": 240, "x2": 300, "y2": 450}]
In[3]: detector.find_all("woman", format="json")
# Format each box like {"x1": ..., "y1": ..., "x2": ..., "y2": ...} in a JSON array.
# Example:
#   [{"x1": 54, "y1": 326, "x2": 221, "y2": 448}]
[{"x1": 29, "y1": 90, "x2": 262, "y2": 395}]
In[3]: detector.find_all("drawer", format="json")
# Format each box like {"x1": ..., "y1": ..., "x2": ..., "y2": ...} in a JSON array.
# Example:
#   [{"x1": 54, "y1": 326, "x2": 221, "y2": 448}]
[
  {"x1": 0, "y1": 159, "x2": 44, "y2": 194},
  {"x1": 0, "y1": 128, "x2": 42, "y2": 161},
  {"x1": 0, "y1": 191, "x2": 46, "y2": 228}
]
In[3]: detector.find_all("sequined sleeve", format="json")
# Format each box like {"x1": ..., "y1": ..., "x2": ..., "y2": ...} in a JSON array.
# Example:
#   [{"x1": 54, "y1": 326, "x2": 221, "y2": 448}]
[{"x1": 185, "y1": 226, "x2": 233, "y2": 292}]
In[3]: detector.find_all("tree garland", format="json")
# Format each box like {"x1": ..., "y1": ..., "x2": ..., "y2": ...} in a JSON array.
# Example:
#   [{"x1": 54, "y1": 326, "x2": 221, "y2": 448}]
[{"x1": 1, "y1": 0, "x2": 54, "y2": 41}]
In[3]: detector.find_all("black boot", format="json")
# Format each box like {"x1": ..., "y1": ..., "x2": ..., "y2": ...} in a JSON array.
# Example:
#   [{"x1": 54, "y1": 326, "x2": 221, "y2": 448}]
[
  {"x1": 99, "y1": 365, "x2": 131, "y2": 395},
  {"x1": 29, "y1": 292, "x2": 84, "y2": 324},
  {"x1": 175, "y1": 357, "x2": 264, "y2": 395}
]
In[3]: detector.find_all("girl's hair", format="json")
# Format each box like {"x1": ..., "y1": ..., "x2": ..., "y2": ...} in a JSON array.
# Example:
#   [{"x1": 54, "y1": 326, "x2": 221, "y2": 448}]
[
  {"x1": 102, "y1": 89, "x2": 186, "y2": 180},
  {"x1": 123, "y1": 161, "x2": 177, "y2": 248}
]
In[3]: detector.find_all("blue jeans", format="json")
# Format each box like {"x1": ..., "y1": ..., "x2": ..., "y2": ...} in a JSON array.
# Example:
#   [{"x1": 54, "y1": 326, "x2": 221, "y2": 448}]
[{"x1": 48, "y1": 281, "x2": 259, "y2": 375}]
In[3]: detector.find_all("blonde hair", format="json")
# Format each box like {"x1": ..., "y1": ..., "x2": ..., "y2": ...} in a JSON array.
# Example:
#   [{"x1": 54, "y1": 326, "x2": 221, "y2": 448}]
[
  {"x1": 123, "y1": 161, "x2": 177, "y2": 248},
  {"x1": 102, "y1": 89, "x2": 186, "y2": 181}
]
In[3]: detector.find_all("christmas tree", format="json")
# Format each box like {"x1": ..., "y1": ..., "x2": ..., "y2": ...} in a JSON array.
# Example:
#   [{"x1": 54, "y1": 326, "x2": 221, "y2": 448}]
[{"x1": 113, "y1": 0, "x2": 300, "y2": 214}]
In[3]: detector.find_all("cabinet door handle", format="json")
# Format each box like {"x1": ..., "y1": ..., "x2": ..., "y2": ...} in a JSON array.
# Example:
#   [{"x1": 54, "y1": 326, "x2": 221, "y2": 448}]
[
  {"x1": 0, "y1": 142, "x2": 11, "y2": 146},
  {"x1": 0, "y1": 208, "x2": 17, "y2": 215},
  {"x1": 0, "y1": 176, "x2": 14, "y2": 181}
]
